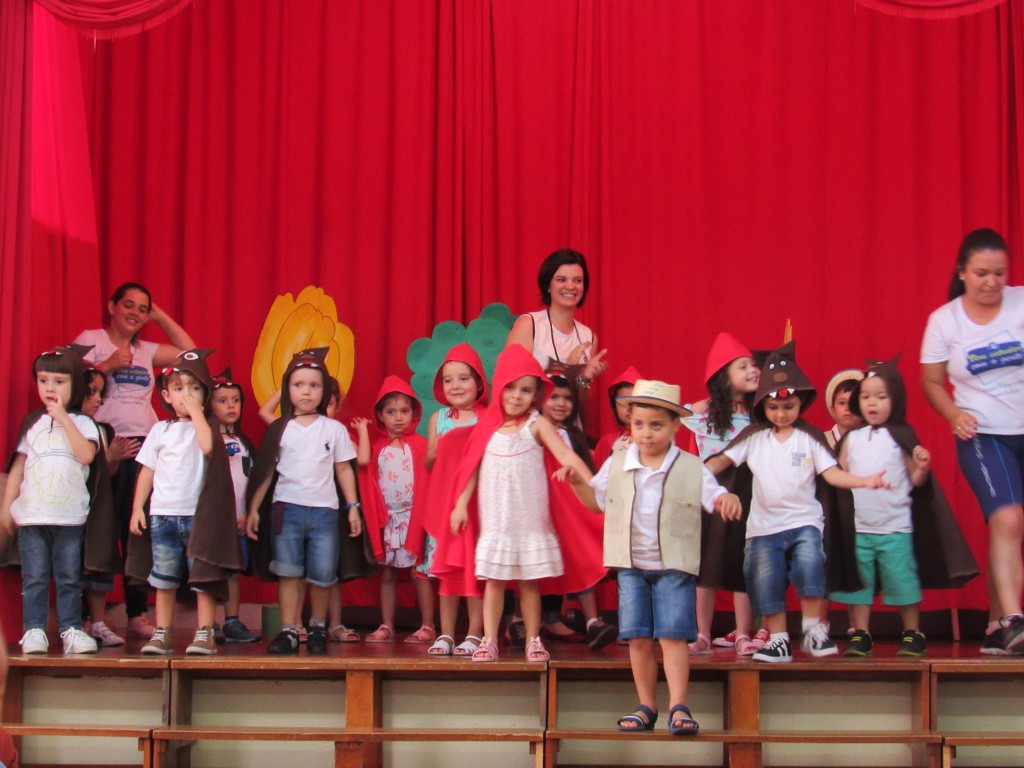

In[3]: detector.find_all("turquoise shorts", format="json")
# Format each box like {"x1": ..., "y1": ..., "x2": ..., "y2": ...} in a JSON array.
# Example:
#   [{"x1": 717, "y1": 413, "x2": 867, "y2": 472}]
[{"x1": 829, "y1": 532, "x2": 921, "y2": 606}]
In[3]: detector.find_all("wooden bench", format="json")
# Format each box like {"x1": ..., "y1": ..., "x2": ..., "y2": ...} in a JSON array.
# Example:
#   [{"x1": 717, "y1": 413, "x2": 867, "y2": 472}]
[
  {"x1": 1, "y1": 723, "x2": 154, "y2": 767},
  {"x1": 941, "y1": 732, "x2": 1024, "y2": 768}
]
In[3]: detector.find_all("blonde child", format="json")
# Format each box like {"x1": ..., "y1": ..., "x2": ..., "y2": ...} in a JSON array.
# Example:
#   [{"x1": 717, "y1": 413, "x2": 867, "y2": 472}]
[
  {"x1": 449, "y1": 344, "x2": 595, "y2": 662},
  {"x1": 352, "y1": 376, "x2": 435, "y2": 643},
  {"x1": 1, "y1": 346, "x2": 105, "y2": 655},
  {"x1": 418, "y1": 343, "x2": 488, "y2": 656},
  {"x1": 129, "y1": 349, "x2": 242, "y2": 655},
  {"x1": 208, "y1": 369, "x2": 260, "y2": 643},
  {"x1": 705, "y1": 342, "x2": 888, "y2": 663},
  {"x1": 682, "y1": 333, "x2": 762, "y2": 655},
  {"x1": 562, "y1": 380, "x2": 742, "y2": 734},
  {"x1": 246, "y1": 349, "x2": 366, "y2": 655}
]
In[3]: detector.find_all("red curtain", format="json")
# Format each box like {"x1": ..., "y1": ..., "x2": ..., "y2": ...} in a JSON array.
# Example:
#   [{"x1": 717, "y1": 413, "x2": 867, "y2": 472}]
[
  {"x1": 856, "y1": 0, "x2": 1006, "y2": 19},
  {"x1": 4, "y1": 0, "x2": 1024, "y2": 629},
  {"x1": 35, "y1": 0, "x2": 192, "y2": 38}
]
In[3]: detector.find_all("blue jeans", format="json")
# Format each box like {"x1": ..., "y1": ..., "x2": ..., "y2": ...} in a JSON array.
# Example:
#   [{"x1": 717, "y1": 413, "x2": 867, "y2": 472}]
[
  {"x1": 19, "y1": 524, "x2": 85, "y2": 632},
  {"x1": 270, "y1": 502, "x2": 339, "y2": 586},
  {"x1": 744, "y1": 525, "x2": 826, "y2": 617},
  {"x1": 617, "y1": 568, "x2": 697, "y2": 640},
  {"x1": 149, "y1": 514, "x2": 195, "y2": 590}
]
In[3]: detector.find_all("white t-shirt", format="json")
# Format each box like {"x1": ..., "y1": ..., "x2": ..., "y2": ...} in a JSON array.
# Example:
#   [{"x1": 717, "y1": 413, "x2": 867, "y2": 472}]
[
  {"x1": 222, "y1": 432, "x2": 251, "y2": 519},
  {"x1": 136, "y1": 420, "x2": 206, "y2": 516},
  {"x1": 590, "y1": 444, "x2": 727, "y2": 569},
  {"x1": 528, "y1": 309, "x2": 594, "y2": 369},
  {"x1": 843, "y1": 427, "x2": 912, "y2": 534},
  {"x1": 74, "y1": 328, "x2": 161, "y2": 437},
  {"x1": 724, "y1": 429, "x2": 837, "y2": 538},
  {"x1": 11, "y1": 413, "x2": 99, "y2": 526},
  {"x1": 920, "y1": 285, "x2": 1024, "y2": 434},
  {"x1": 272, "y1": 416, "x2": 357, "y2": 508}
]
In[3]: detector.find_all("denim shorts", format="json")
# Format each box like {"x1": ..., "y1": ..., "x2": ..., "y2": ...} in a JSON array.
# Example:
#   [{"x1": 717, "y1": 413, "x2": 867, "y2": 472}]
[
  {"x1": 617, "y1": 568, "x2": 697, "y2": 641},
  {"x1": 744, "y1": 525, "x2": 826, "y2": 617},
  {"x1": 957, "y1": 433, "x2": 1024, "y2": 520},
  {"x1": 270, "y1": 502, "x2": 339, "y2": 586},
  {"x1": 149, "y1": 514, "x2": 195, "y2": 590},
  {"x1": 828, "y1": 532, "x2": 921, "y2": 606}
]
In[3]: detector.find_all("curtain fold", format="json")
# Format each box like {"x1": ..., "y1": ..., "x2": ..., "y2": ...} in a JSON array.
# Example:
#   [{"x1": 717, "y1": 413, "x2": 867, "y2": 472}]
[
  {"x1": 35, "y1": 0, "x2": 192, "y2": 38},
  {"x1": 855, "y1": 0, "x2": 1006, "y2": 19}
]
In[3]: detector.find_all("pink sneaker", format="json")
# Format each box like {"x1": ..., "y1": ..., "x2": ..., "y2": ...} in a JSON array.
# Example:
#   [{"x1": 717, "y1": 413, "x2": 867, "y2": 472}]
[{"x1": 127, "y1": 615, "x2": 156, "y2": 640}]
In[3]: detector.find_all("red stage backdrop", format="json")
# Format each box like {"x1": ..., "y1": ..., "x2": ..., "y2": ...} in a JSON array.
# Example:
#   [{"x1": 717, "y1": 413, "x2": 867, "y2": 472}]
[{"x1": 3, "y1": 0, "x2": 1024, "y2": 635}]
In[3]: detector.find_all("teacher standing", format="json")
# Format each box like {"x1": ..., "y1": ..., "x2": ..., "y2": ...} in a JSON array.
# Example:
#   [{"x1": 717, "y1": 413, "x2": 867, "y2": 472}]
[
  {"x1": 920, "y1": 228, "x2": 1024, "y2": 655},
  {"x1": 74, "y1": 282, "x2": 196, "y2": 640}
]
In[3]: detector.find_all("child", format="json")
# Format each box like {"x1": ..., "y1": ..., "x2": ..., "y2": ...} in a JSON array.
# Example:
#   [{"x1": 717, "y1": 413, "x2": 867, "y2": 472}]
[
  {"x1": 246, "y1": 348, "x2": 367, "y2": 655},
  {"x1": 540, "y1": 374, "x2": 617, "y2": 648},
  {"x1": 592, "y1": 366, "x2": 643, "y2": 468},
  {"x1": 352, "y1": 376, "x2": 435, "y2": 644},
  {"x1": 208, "y1": 369, "x2": 260, "y2": 643},
  {"x1": 830, "y1": 357, "x2": 978, "y2": 657},
  {"x1": 563, "y1": 379, "x2": 742, "y2": 735},
  {"x1": 682, "y1": 333, "x2": 763, "y2": 655},
  {"x1": 417, "y1": 343, "x2": 489, "y2": 656},
  {"x1": 705, "y1": 342, "x2": 888, "y2": 663},
  {"x1": 129, "y1": 349, "x2": 242, "y2": 655},
  {"x1": 824, "y1": 369, "x2": 864, "y2": 449},
  {"x1": 448, "y1": 344, "x2": 596, "y2": 662},
  {"x1": 1, "y1": 345, "x2": 107, "y2": 655}
]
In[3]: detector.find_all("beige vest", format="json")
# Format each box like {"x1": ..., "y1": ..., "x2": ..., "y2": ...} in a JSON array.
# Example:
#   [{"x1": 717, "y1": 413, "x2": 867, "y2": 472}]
[{"x1": 604, "y1": 450, "x2": 704, "y2": 574}]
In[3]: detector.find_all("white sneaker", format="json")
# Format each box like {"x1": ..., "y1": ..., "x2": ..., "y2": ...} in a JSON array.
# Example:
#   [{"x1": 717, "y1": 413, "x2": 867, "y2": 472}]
[
  {"x1": 801, "y1": 622, "x2": 838, "y2": 657},
  {"x1": 19, "y1": 628, "x2": 49, "y2": 654},
  {"x1": 89, "y1": 620, "x2": 126, "y2": 647},
  {"x1": 752, "y1": 635, "x2": 793, "y2": 663},
  {"x1": 61, "y1": 627, "x2": 99, "y2": 655}
]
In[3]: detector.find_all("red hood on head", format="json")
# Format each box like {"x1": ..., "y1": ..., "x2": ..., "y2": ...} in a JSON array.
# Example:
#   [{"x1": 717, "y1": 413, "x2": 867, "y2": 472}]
[
  {"x1": 373, "y1": 375, "x2": 422, "y2": 434},
  {"x1": 432, "y1": 342, "x2": 489, "y2": 408}
]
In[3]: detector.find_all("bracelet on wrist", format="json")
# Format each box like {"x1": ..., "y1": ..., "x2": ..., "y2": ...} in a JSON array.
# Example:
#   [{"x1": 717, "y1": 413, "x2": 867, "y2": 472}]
[{"x1": 344, "y1": 502, "x2": 361, "y2": 510}]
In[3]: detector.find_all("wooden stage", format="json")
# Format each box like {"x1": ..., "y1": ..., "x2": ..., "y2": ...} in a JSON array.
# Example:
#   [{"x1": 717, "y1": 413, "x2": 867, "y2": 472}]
[{"x1": 3, "y1": 638, "x2": 1024, "y2": 768}]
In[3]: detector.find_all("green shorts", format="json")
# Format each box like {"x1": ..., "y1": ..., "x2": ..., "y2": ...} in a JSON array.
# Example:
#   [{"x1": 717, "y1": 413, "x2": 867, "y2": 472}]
[{"x1": 828, "y1": 532, "x2": 921, "y2": 606}]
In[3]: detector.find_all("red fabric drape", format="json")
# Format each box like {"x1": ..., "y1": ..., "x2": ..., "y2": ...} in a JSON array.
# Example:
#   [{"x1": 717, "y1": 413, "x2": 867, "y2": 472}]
[
  {"x1": 35, "y1": 0, "x2": 192, "y2": 38},
  {"x1": 5, "y1": 0, "x2": 1024, "y2": 627},
  {"x1": 856, "y1": 0, "x2": 1006, "y2": 18}
]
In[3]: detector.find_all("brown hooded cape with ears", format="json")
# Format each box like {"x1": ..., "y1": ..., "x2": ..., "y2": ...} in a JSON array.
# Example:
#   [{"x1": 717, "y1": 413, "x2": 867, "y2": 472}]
[
  {"x1": 246, "y1": 348, "x2": 375, "y2": 583},
  {"x1": 123, "y1": 349, "x2": 243, "y2": 601},
  {"x1": 0, "y1": 344, "x2": 120, "y2": 577},
  {"x1": 838, "y1": 356, "x2": 979, "y2": 589}
]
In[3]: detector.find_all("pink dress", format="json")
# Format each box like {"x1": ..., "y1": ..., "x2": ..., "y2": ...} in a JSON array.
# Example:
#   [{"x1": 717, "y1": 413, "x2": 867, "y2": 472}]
[{"x1": 474, "y1": 412, "x2": 563, "y2": 581}]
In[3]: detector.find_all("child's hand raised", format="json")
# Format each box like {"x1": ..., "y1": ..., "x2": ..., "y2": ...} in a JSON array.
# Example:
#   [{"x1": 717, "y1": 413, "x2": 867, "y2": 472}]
[
  {"x1": 350, "y1": 417, "x2": 371, "y2": 433},
  {"x1": 181, "y1": 389, "x2": 204, "y2": 419},
  {"x1": 45, "y1": 397, "x2": 68, "y2": 423},
  {"x1": 715, "y1": 493, "x2": 743, "y2": 521},
  {"x1": 912, "y1": 445, "x2": 931, "y2": 472}
]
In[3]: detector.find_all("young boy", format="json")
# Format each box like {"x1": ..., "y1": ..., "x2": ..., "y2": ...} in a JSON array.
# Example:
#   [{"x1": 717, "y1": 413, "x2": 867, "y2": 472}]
[
  {"x1": 824, "y1": 369, "x2": 864, "y2": 449},
  {"x1": 564, "y1": 380, "x2": 741, "y2": 735},
  {"x1": 2, "y1": 345, "x2": 106, "y2": 655},
  {"x1": 705, "y1": 342, "x2": 888, "y2": 663},
  {"x1": 129, "y1": 349, "x2": 242, "y2": 655}
]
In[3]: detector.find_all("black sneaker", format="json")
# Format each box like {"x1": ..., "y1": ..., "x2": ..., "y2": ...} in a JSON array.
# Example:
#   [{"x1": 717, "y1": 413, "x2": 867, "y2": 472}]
[
  {"x1": 267, "y1": 629, "x2": 299, "y2": 654},
  {"x1": 586, "y1": 621, "x2": 619, "y2": 650},
  {"x1": 1002, "y1": 615, "x2": 1024, "y2": 655},
  {"x1": 981, "y1": 626, "x2": 1010, "y2": 656},
  {"x1": 844, "y1": 629, "x2": 873, "y2": 657},
  {"x1": 752, "y1": 635, "x2": 792, "y2": 663},
  {"x1": 222, "y1": 617, "x2": 260, "y2": 644},
  {"x1": 307, "y1": 625, "x2": 328, "y2": 655},
  {"x1": 896, "y1": 630, "x2": 927, "y2": 657}
]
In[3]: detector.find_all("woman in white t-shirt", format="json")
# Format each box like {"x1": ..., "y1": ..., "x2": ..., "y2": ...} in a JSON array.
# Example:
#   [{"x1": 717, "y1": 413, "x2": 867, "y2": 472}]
[
  {"x1": 73, "y1": 282, "x2": 195, "y2": 640},
  {"x1": 920, "y1": 228, "x2": 1024, "y2": 655}
]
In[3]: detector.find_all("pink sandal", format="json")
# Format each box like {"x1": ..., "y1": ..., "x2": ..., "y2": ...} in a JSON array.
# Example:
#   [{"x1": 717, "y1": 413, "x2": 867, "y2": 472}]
[
  {"x1": 471, "y1": 637, "x2": 499, "y2": 662},
  {"x1": 525, "y1": 636, "x2": 550, "y2": 662},
  {"x1": 688, "y1": 633, "x2": 712, "y2": 655},
  {"x1": 330, "y1": 624, "x2": 361, "y2": 643},
  {"x1": 735, "y1": 633, "x2": 759, "y2": 656},
  {"x1": 404, "y1": 625, "x2": 437, "y2": 644},
  {"x1": 366, "y1": 624, "x2": 394, "y2": 643}
]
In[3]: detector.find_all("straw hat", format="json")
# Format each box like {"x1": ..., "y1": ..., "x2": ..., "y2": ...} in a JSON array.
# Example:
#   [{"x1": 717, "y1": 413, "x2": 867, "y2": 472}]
[
  {"x1": 617, "y1": 379, "x2": 692, "y2": 417},
  {"x1": 824, "y1": 368, "x2": 864, "y2": 419}
]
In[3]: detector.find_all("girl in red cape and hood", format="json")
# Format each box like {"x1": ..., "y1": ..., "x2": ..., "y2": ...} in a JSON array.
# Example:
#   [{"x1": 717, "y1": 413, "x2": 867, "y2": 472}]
[
  {"x1": 447, "y1": 344, "x2": 596, "y2": 662},
  {"x1": 414, "y1": 342, "x2": 488, "y2": 656},
  {"x1": 352, "y1": 375, "x2": 435, "y2": 645}
]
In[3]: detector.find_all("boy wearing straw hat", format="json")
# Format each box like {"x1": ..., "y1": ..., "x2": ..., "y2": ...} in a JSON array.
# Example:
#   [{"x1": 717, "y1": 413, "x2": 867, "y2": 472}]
[{"x1": 560, "y1": 380, "x2": 741, "y2": 737}]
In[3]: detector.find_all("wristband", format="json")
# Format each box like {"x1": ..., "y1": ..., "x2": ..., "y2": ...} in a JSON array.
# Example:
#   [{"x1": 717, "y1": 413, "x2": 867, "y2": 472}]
[{"x1": 344, "y1": 502, "x2": 361, "y2": 510}]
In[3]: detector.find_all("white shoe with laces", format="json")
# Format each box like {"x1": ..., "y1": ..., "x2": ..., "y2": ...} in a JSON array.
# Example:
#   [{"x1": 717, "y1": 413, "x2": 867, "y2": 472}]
[
  {"x1": 801, "y1": 622, "x2": 838, "y2": 657},
  {"x1": 19, "y1": 628, "x2": 49, "y2": 655},
  {"x1": 61, "y1": 627, "x2": 99, "y2": 655}
]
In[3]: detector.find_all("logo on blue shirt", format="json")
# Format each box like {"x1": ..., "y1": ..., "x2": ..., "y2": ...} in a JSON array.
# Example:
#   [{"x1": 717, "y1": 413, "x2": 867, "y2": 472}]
[{"x1": 965, "y1": 339, "x2": 1024, "y2": 376}]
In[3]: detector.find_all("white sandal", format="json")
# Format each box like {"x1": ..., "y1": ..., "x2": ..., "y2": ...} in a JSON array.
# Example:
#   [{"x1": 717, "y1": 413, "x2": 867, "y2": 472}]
[
  {"x1": 452, "y1": 635, "x2": 481, "y2": 656},
  {"x1": 427, "y1": 634, "x2": 455, "y2": 656}
]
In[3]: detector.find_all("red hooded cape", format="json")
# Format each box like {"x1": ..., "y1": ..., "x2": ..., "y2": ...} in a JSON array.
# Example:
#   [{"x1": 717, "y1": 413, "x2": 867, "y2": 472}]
[
  {"x1": 358, "y1": 375, "x2": 428, "y2": 561},
  {"x1": 593, "y1": 365, "x2": 643, "y2": 468}
]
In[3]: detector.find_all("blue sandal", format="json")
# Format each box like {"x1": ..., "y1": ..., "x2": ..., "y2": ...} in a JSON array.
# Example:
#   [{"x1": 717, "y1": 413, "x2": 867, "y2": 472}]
[
  {"x1": 668, "y1": 704, "x2": 699, "y2": 736},
  {"x1": 617, "y1": 704, "x2": 657, "y2": 732}
]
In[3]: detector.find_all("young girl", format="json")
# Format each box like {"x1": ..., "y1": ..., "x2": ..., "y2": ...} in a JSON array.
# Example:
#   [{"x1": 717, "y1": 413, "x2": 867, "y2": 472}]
[
  {"x1": 682, "y1": 333, "x2": 762, "y2": 655},
  {"x1": 540, "y1": 374, "x2": 617, "y2": 648},
  {"x1": 352, "y1": 376, "x2": 435, "y2": 644},
  {"x1": 246, "y1": 348, "x2": 370, "y2": 655},
  {"x1": 592, "y1": 366, "x2": 643, "y2": 468},
  {"x1": 448, "y1": 344, "x2": 595, "y2": 662},
  {"x1": 209, "y1": 369, "x2": 260, "y2": 643},
  {"x1": 1, "y1": 346, "x2": 110, "y2": 655},
  {"x1": 417, "y1": 343, "x2": 488, "y2": 656}
]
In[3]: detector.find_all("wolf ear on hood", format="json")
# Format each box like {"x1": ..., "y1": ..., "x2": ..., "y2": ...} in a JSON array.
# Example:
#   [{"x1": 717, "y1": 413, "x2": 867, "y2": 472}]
[
  {"x1": 752, "y1": 340, "x2": 817, "y2": 419},
  {"x1": 156, "y1": 349, "x2": 216, "y2": 415},
  {"x1": 279, "y1": 347, "x2": 331, "y2": 419}
]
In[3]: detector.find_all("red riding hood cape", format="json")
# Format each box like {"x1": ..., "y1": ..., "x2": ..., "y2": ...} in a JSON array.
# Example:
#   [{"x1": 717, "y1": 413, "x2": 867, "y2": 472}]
[
  {"x1": 245, "y1": 348, "x2": 375, "y2": 583},
  {"x1": 593, "y1": 365, "x2": 643, "y2": 468},
  {"x1": 124, "y1": 349, "x2": 243, "y2": 599},
  {"x1": 358, "y1": 375, "x2": 428, "y2": 561},
  {"x1": 838, "y1": 356, "x2": 979, "y2": 589}
]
